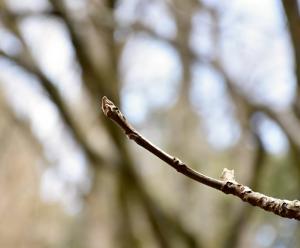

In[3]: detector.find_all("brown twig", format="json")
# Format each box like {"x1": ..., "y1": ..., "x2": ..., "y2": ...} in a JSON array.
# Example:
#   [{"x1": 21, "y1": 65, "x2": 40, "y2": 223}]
[{"x1": 101, "y1": 96, "x2": 300, "y2": 221}]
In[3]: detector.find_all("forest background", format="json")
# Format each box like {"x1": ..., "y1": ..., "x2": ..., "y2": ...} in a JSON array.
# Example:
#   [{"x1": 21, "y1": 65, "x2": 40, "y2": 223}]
[{"x1": 0, "y1": 0, "x2": 300, "y2": 247}]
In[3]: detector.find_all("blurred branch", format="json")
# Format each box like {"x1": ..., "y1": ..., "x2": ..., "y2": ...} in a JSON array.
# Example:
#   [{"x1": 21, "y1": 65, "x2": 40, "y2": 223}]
[
  {"x1": 213, "y1": 57, "x2": 300, "y2": 181},
  {"x1": 0, "y1": 9, "x2": 60, "y2": 19},
  {"x1": 171, "y1": 0, "x2": 195, "y2": 100},
  {"x1": 281, "y1": 0, "x2": 300, "y2": 112},
  {"x1": 102, "y1": 96, "x2": 300, "y2": 220},
  {"x1": 130, "y1": 21, "x2": 197, "y2": 63},
  {"x1": 116, "y1": 174, "x2": 141, "y2": 248},
  {"x1": 48, "y1": 0, "x2": 127, "y2": 149},
  {"x1": 0, "y1": 2, "x2": 108, "y2": 166},
  {"x1": 124, "y1": 161, "x2": 200, "y2": 248},
  {"x1": 280, "y1": 2, "x2": 300, "y2": 173},
  {"x1": 211, "y1": 57, "x2": 271, "y2": 247},
  {"x1": 0, "y1": 51, "x2": 106, "y2": 166},
  {"x1": 46, "y1": 2, "x2": 202, "y2": 245},
  {"x1": 140, "y1": 189, "x2": 199, "y2": 248},
  {"x1": 138, "y1": 189, "x2": 173, "y2": 248},
  {"x1": 48, "y1": 0, "x2": 119, "y2": 100},
  {"x1": 131, "y1": 22, "x2": 175, "y2": 44},
  {"x1": 0, "y1": 92, "x2": 42, "y2": 154}
]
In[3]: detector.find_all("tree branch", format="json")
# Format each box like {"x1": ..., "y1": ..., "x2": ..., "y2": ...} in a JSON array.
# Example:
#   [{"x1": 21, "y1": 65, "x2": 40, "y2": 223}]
[{"x1": 101, "y1": 96, "x2": 300, "y2": 221}]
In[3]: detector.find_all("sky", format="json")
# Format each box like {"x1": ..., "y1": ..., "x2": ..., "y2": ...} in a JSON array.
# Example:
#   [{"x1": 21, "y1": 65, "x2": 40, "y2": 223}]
[{"x1": 0, "y1": 0, "x2": 295, "y2": 213}]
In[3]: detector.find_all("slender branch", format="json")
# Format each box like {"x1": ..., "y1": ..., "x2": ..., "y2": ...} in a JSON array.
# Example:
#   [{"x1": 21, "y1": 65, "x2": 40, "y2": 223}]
[{"x1": 101, "y1": 96, "x2": 300, "y2": 221}]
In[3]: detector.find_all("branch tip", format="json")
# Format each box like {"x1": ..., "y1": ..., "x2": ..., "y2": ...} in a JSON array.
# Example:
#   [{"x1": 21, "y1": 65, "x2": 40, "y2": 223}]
[{"x1": 101, "y1": 96, "x2": 114, "y2": 116}]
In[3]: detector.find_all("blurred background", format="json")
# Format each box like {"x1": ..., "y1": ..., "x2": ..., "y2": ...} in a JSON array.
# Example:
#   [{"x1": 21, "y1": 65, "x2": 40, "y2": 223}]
[{"x1": 0, "y1": 0, "x2": 299, "y2": 247}]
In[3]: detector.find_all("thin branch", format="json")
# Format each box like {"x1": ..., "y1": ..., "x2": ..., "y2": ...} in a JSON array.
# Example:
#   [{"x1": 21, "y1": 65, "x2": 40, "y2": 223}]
[{"x1": 101, "y1": 96, "x2": 300, "y2": 221}]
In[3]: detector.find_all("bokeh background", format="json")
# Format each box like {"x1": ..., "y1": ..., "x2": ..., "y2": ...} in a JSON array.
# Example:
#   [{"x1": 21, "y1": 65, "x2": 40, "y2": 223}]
[{"x1": 0, "y1": 0, "x2": 300, "y2": 247}]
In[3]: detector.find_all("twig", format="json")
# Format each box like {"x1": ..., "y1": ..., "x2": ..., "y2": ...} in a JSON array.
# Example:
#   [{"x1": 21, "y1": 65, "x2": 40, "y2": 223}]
[{"x1": 101, "y1": 96, "x2": 300, "y2": 221}]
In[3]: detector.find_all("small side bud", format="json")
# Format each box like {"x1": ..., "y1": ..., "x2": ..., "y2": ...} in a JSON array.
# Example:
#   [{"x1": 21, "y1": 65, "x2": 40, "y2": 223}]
[{"x1": 220, "y1": 168, "x2": 236, "y2": 182}]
